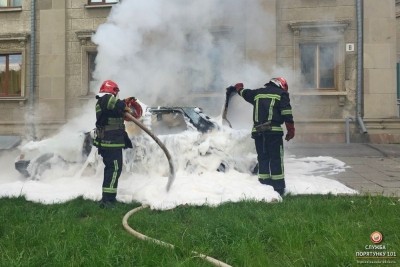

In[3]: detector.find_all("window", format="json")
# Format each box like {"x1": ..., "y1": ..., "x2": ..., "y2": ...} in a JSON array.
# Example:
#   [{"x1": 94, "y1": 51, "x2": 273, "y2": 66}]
[
  {"x1": 76, "y1": 30, "x2": 97, "y2": 96},
  {"x1": 289, "y1": 20, "x2": 349, "y2": 95},
  {"x1": 88, "y1": 51, "x2": 97, "y2": 92},
  {"x1": 88, "y1": 0, "x2": 118, "y2": 5},
  {"x1": 0, "y1": 0, "x2": 22, "y2": 7},
  {"x1": 300, "y1": 43, "x2": 336, "y2": 89},
  {"x1": 0, "y1": 53, "x2": 22, "y2": 97}
]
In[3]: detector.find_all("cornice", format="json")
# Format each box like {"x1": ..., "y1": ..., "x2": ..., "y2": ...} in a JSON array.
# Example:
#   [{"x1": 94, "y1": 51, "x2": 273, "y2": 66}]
[{"x1": 75, "y1": 30, "x2": 96, "y2": 45}]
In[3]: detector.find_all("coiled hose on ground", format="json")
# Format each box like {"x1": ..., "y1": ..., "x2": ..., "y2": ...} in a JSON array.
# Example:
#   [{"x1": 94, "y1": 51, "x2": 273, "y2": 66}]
[
  {"x1": 123, "y1": 113, "x2": 231, "y2": 266},
  {"x1": 122, "y1": 205, "x2": 232, "y2": 267}
]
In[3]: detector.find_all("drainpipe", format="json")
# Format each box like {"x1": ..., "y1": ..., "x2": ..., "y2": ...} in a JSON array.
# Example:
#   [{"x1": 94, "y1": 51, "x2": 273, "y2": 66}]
[
  {"x1": 29, "y1": 0, "x2": 37, "y2": 140},
  {"x1": 356, "y1": 0, "x2": 368, "y2": 134},
  {"x1": 345, "y1": 117, "x2": 354, "y2": 144}
]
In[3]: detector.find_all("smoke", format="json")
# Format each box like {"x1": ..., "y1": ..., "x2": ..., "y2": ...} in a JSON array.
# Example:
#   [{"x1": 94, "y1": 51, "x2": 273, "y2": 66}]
[{"x1": 91, "y1": 0, "x2": 277, "y2": 117}]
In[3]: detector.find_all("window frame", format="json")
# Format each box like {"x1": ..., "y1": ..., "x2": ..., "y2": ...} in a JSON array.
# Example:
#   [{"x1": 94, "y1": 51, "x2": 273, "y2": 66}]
[
  {"x1": 0, "y1": 53, "x2": 23, "y2": 97},
  {"x1": 299, "y1": 42, "x2": 338, "y2": 90},
  {"x1": 78, "y1": 48, "x2": 97, "y2": 97},
  {"x1": 0, "y1": 0, "x2": 22, "y2": 8},
  {"x1": 87, "y1": 0, "x2": 119, "y2": 5},
  {"x1": 289, "y1": 20, "x2": 349, "y2": 95},
  {"x1": 76, "y1": 30, "x2": 97, "y2": 97},
  {"x1": 0, "y1": 34, "x2": 28, "y2": 101},
  {"x1": 87, "y1": 51, "x2": 97, "y2": 94}
]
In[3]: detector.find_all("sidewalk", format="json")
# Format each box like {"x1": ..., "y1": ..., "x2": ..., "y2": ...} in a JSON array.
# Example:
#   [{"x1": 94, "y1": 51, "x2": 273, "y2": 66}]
[{"x1": 286, "y1": 143, "x2": 400, "y2": 197}]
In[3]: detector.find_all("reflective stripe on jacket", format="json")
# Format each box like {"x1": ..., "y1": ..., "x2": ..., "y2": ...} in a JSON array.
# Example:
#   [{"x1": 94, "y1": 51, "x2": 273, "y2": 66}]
[
  {"x1": 94, "y1": 94, "x2": 127, "y2": 149},
  {"x1": 239, "y1": 83, "x2": 294, "y2": 134}
]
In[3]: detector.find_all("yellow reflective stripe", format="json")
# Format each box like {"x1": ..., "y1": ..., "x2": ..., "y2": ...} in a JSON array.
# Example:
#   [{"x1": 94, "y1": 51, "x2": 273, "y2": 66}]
[
  {"x1": 258, "y1": 173, "x2": 271, "y2": 179},
  {"x1": 251, "y1": 126, "x2": 283, "y2": 132},
  {"x1": 110, "y1": 160, "x2": 118, "y2": 189},
  {"x1": 255, "y1": 99, "x2": 259, "y2": 122},
  {"x1": 268, "y1": 99, "x2": 275, "y2": 121},
  {"x1": 102, "y1": 160, "x2": 119, "y2": 193},
  {"x1": 270, "y1": 146, "x2": 284, "y2": 180},
  {"x1": 103, "y1": 188, "x2": 117, "y2": 193},
  {"x1": 271, "y1": 174, "x2": 284, "y2": 180},
  {"x1": 100, "y1": 144, "x2": 125, "y2": 148},
  {"x1": 96, "y1": 104, "x2": 101, "y2": 113},
  {"x1": 107, "y1": 96, "x2": 117, "y2": 110},
  {"x1": 108, "y1": 117, "x2": 124, "y2": 125},
  {"x1": 254, "y1": 94, "x2": 281, "y2": 101},
  {"x1": 271, "y1": 126, "x2": 283, "y2": 132},
  {"x1": 253, "y1": 94, "x2": 280, "y2": 122},
  {"x1": 280, "y1": 144, "x2": 284, "y2": 175},
  {"x1": 93, "y1": 140, "x2": 125, "y2": 148},
  {"x1": 281, "y1": 109, "x2": 292, "y2": 115}
]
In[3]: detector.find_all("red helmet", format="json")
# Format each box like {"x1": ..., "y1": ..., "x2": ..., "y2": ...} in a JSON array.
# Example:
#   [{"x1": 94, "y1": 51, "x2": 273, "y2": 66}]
[
  {"x1": 99, "y1": 80, "x2": 120, "y2": 96},
  {"x1": 269, "y1": 77, "x2": 288, "y2": 91}
]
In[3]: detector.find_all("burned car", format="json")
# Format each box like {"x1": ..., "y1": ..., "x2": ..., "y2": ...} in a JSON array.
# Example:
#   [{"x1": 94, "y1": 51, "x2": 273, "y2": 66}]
[
  {"x1": 14, "y1": 131, "x2": 93, "y2": 179},
  {"x1": 14, "y1": 106, "x2": 231, "y2": 179},
  {"x1": 143, "y1": 106, "x2": 217, "y2": 134}
]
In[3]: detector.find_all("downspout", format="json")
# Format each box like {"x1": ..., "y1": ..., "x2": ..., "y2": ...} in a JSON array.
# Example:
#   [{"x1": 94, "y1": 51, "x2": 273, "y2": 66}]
[
  {"x1": 356, "y1": 0, "x2": 368, "y2": 133},
  {"x1": 28, "y1": 0, "x2": 37, "y2": 140}
]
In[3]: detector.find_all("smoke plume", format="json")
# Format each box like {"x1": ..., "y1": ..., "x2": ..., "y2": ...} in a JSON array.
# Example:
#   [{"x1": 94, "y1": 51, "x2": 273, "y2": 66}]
[{"x1": 92, "y1": 0, "x2": 277, "y2": 117}]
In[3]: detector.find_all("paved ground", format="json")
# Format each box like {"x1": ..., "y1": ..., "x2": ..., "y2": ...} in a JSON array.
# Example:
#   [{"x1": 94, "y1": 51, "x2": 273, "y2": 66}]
[{"x1": 286, "y1": 143, "x2": 400, "y2": 197}]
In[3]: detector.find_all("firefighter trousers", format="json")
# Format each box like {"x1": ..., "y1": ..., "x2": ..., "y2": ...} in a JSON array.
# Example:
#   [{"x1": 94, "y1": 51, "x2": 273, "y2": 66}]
[
  {"x1": 98, "y1": 148, "x2": 123, "y2": 202},
  {"x1": 254, "y1": 133, "x2": 286, "y2": 194}
]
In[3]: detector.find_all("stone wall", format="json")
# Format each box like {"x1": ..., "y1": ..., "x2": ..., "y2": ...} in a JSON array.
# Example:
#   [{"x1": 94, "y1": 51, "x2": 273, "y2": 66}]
[
  {"x1": 0, "y1": 1, "x2": 32, "y2": 135},
  {"x1": 363, "y1": 0, "x2": 398, "y2": 119},
  {"x1": 36, "y1": 0, "x2": 66, "y2": 127},
  {"x1": 65, "y1": 0, "x2": 109, "y2": 119},
  {"x1": 0, "y1": 0, "x2": 399, "y2": 143}
]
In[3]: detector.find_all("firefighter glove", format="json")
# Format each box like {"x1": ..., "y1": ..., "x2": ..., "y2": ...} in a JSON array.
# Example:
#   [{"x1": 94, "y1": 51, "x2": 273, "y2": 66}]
[
  {"x1": 226, "y1": 86, "x2": 236, "y2": 94},
  {"x1": 285, "y1": 122, "x2": 295, "y2": 141},
  {"x1": 124, "y1": 97, "x2": 137, "y2": 105},
  {"x1": 124, "y1": 97, "x2": 143, "y2": 119},
  {"x1": 234, "y1": 83, "x2": 244, "y2": 93}
]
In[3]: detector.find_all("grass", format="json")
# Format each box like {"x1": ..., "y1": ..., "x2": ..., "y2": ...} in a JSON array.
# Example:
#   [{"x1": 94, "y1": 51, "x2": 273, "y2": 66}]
[{"x1": 0, "y1": 195, "x2": 399, "y2": 267}]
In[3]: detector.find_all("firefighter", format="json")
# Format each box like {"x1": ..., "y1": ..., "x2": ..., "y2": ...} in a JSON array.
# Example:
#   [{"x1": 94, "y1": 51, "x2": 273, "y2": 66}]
[
  {"x1": 94, "y1": 80, "x2": 142, "y2": 208},
  {"x1": 230, "y1": 77, "x2": 295, "y2": 196}
]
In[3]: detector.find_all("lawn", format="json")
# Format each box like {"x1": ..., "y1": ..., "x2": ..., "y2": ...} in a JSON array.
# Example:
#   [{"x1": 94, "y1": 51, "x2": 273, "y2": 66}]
[{"x1": 1, "y1": 195, "x2": 399, "y2": 266}]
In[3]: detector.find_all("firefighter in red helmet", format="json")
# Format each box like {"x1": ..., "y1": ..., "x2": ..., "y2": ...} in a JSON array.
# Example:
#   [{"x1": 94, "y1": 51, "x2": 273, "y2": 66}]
[
  {"x1": 94, "y1": 80, "x2": 142, "y2": 208},
  {"x1": 228, "y1": 77, "x2": 295, "y2": 196}
]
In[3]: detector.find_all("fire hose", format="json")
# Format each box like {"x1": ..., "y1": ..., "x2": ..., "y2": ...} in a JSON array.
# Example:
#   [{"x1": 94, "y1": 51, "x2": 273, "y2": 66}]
[
  {"x1": 124, "y1": 112, "x2": 175, "y2": 191},
  {"x1": 122, "y1": 205, "x2": 232, "y2": 267},
  {"x1": 222, "y1": 87, "x2": 236, "y2": 128},
  {"x1": 122, "y1": 114, "x2": 231, "y2": 266}
]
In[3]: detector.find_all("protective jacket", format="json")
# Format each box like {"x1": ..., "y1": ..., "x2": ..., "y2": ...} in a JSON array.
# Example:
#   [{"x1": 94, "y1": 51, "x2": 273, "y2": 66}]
[
  {"x1": 94, "y1": 93, "x2": 132, "y2": 149},
  {"x1": 239, "y1": 82, "x2": 294, "y2": 136}
]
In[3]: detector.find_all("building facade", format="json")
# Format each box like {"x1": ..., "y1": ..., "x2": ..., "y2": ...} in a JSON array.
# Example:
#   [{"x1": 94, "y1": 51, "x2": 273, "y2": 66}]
[{"x1": 0, "y1": 0, "x2": 399, "y2": 143}]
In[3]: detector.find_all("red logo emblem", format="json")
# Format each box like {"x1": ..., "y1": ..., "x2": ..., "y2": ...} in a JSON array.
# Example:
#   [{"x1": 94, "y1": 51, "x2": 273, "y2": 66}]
[{"x1": 370, "y1": 231, "x2": 383, "y2": 244}]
